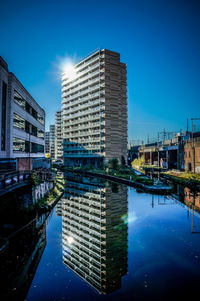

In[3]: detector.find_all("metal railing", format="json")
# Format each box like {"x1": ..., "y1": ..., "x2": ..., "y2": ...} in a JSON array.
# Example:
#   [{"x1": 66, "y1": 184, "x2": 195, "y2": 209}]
[{"x1": 0, "y1": 170, "x2": 31, "y2": 192}]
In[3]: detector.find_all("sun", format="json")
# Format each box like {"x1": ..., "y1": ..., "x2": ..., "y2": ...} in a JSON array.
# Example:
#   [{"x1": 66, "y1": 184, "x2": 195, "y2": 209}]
[{"x1": 62, "y1": 62, "x2": 77, "y2": 80}]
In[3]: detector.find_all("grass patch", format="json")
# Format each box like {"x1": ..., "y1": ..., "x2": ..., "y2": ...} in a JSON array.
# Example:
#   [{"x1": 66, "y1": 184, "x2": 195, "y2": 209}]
[
  {"x1": 162, "y1": 171, "x2": 200, "y2": 188},
  {"x1": 65, "y1": 166, "x2": 154, "y2": 186}
]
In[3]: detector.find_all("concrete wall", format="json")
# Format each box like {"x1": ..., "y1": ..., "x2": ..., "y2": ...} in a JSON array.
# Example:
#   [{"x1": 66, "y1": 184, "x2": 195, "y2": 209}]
[
  {"x1": 104, "y1": 50, "x2": 127, "y2": 163},
  {"x1": 33, "y1": 181, "x2": 54, "y2": 203}
]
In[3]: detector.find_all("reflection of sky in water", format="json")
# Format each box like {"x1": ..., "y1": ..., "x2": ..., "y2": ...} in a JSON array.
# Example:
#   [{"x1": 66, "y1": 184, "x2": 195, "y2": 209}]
[
  {"x1": 127, "y1": 188, "x2": 200, "y2": 299},
  {"x1": 26, "y1": 183, "x2": 200, "y2": 301}
]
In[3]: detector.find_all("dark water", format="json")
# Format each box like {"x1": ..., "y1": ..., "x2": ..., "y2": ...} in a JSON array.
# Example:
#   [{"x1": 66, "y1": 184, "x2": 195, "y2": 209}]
[{"x1": 1, "y1": 174, "x2": 200, "y2": 301}]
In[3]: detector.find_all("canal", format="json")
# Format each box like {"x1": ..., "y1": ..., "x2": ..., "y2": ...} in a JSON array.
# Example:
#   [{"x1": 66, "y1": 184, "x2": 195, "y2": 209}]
[{"x1": 1, "y1": 173, "x2": 200, "y2": 300}]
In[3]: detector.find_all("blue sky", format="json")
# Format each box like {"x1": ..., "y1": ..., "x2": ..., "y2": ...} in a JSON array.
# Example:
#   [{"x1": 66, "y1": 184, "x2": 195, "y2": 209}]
[{"x1": 0, "y1": 0, "x2": 199, "y2": 142}]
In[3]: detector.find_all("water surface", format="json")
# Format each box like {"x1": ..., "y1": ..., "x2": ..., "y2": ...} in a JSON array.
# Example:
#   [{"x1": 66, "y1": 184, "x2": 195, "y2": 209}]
[{"x1": 3, "y1": 174, "x2": 200, "y2": 300}]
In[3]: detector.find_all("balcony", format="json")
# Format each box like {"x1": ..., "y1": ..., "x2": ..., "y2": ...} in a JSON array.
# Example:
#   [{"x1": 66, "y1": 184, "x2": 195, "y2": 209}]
[{"x1": 62, "y1": 82, "x2": 104, "y2": 99}]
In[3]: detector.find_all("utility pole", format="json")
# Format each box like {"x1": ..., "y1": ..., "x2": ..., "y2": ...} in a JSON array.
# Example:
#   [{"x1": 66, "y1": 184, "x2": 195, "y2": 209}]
[{"x1": 163, "y1": 128, "x2": 166, "y2": 141}]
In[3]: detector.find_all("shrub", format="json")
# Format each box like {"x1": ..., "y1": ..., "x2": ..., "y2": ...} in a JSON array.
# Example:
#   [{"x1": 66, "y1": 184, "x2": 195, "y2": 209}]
[
  {"x1": 131, "y1": 156, "x2": 145, "y2": 169},
  {"x1": 121, "y1": 155, "x2": 126, "y2": 166},
  {"x1": 108, "y1": 158, "x2": 119, "y2": 171}
]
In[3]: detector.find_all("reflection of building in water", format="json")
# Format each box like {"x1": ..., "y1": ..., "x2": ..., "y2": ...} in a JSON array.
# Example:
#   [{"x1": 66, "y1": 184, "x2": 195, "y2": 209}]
[
  {"x1": 184, "y1": 187, "x2": 200, "y2": 213},
  {"x1": 0, "y1": 214, "x2": 47, "y2": 300},
  {"x1": 62, "y1": 177, "x2": 128, "y2": 294},
  {"x1": 184, "y1": 187, "x2": 200, "y2": 233},
  {"x1": 169, "y1": 185, "x2": 200, "y2": 233},
  {"x1": 56, "y1": 199, "x2": 63, "y2": 216}
]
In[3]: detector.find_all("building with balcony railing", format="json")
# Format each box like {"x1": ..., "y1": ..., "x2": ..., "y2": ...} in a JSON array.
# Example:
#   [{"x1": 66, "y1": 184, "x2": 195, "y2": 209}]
[
  {"x1": 45, "y1": 125, "x2": 55, "y2": 160},
  {"x1": 55, "y1": 110, "x2": 63, "y2": 160},
  {"x1": 62, "y1": 49, "x2": 127, "y2": 167}
]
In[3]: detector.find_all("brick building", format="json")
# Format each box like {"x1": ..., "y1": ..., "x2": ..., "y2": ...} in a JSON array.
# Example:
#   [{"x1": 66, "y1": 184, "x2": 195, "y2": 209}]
[{"x1": 184, "y1": 137, "x2": 200, "y2": 173}]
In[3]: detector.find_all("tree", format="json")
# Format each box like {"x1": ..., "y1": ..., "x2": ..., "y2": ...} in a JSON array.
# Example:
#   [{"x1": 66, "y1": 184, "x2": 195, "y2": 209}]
[
  {"x1": 109, "y1": 158, "x2": 119, "y2": 170},
  {"x1": 121, "y1": 155, "x2": 126, "y2": 166},
  {"x1": 131, "y1": 156, "x2": 145, "y2": 170}
]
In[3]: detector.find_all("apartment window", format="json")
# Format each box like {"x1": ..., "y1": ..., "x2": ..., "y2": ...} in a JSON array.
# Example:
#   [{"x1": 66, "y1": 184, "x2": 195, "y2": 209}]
[
  {"x1": 25, "y1": 121, "x2": 30, "y2": 133},
  {"x1": 14, "y1": 90, "x2": 26, "y2": 109},
  {"x1": 13, "y1": 113, "x2": 25, "y2": 131},
  {"x1": 13, "y1": 137, "x2": 30, "y2": 152},
  {"x1": 38, "y1": 129, "x2": 44, "y2": 139},
  {"x1": 1, "y1": 81, "x2": 7, "y2": 151},
  {"x1": 32, "y1": 125, "x2": 37, "y2": 137},
  {"x1": 32, "y1": 108, "x2": 37, "y2": 120},
  {"x1": 26, "y1": 102, "x2": 31, "y2": 114},
  {"x1": 38, "y1": 113, "x2": 44, "y2": 125},
  {"x1": 32, "y1": 142, "x2": 44, "y2": 153}
]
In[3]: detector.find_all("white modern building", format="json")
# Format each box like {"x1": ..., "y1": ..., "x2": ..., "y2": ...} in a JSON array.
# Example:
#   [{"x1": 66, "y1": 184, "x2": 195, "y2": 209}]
[
  {"x1": 45, "y1": 125, "x2": 55, "y2": 160},
  {"x1": 0, "y1": 56, "x2": 45, "y2": 170},
  {"x1": 45, "y1": 131, "x2": 50, "y2": 154},
  {"x1": 55, "y1": 110, "x2": 63, "y2": 160},
  {"x1": 49, "y1": 124, "x2": 55, "y2": 160},
  {"x1": 62, "y1": 49, "x2": 127, "y2": 167}
]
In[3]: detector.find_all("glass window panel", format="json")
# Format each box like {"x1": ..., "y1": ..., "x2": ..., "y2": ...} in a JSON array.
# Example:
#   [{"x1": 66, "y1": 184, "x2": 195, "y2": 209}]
[
  {"x1": 25, "y1": 121, "x2": 30, "y2": 133},
  {"x1": 13, "y1": 137, "x2": 25, "y2": 152},
  {"x1": 32, "y1": 125, "x2": 37, "y2": 137},
  {"x1": 13, "y1": 113, "x2": 25, "y2": 131},
  {"x1": 38, "y1": 129, "x2": 44, "y2": 139},
  {"x1": 32, "y1": 142, "x2": 44, "y2": 153},
  {"x1": 26, "y1": 102, "x2": 31, "y2": 114},
  {"x1": 38, "y1": 113, "x2": 44, "y2": 125},
  {"x1": 13, "y1": 137, "x2": 30, "y2": 153},
  {"x1": 25, "y1": 141, "x2": 30, "y2": 152},
  {"x1": 32, "y1": 108, "x2": 37, "y2": 120},
  {"x1": 14, "y1": 90, "x2": 26, "y2": 109}
]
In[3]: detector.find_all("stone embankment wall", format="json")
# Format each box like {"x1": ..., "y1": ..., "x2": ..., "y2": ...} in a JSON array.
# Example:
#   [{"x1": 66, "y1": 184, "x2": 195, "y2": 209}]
[{"x1": 33, "y1": 181, "x2": 54, "y2": 203}]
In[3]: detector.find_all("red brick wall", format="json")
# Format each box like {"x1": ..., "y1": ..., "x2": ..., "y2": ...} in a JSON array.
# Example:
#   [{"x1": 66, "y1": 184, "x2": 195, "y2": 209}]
[
  {"x1": 17, "y1": 158, "x2": 32, "y2": 171},
  {"x1": 184, "y1": 142, "x2": 200, "y2": 173}
]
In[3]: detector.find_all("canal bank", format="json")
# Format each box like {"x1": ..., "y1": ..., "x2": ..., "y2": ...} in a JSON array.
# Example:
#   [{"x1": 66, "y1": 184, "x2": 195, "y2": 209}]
[
  {"x1": 160, "y1": 170, "x2": 200, "y2": 190},
  {"x1": 34, "y1": 174, "x2": 64, "y2": 212},
  {"x1": 0, "y1": 173, "x2": 64, "y2": 256},
  {"x1": 64, "y1": 168, "x2": 173, "y2": 194}
]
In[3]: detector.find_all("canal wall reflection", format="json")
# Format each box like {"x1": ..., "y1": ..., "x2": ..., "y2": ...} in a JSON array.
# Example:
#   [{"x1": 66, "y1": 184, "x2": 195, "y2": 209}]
[
  {"x1": 0, "y1": 214, "x2": 47, "y2": 301},
  {"x1": 60, "y1": 173, "x2": 128, "y2": 294},
  {"x1": 162, "y1": 184, "x2": 200, "y2": 233}
]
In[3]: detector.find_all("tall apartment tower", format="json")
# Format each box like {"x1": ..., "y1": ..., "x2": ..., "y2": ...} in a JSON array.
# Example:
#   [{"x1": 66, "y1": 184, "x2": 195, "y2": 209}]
[
  {"x1": 55, "y1": 110, "x2": 63, "y2": 160},
  {"x1": 62, "y1": 49, "x2": 127, "y2": 167},
  {"x1": 49, "y1": 124, "x2": 55, "y2": 160},
  {"x1": 45, "y1": 125, "x2": 55, "y2": 160},
  {"x1": 44, "y1": 131, "x2": 50, "y2": 155}
]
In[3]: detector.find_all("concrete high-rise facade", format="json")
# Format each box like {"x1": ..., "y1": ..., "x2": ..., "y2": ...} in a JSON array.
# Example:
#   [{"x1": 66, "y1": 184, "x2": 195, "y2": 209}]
[
  {"x1": 49, "y1": 125, "x2": 55, "y2": 160},
  {"x1": 45, "y1": 125, "x2": 55, "y2": 160},
  {"x1": 62, "y1": 49, "x2": 127, "y2": 167},
  {"x1": 0, "y1": 56, "x2": 45, "y2": 170},
  {"x1": 44, "y1": 131, "x2": 50, "y2": 155},
  {"x1": 55, "y1": 110, "x2": 63, "y2": 160}
]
